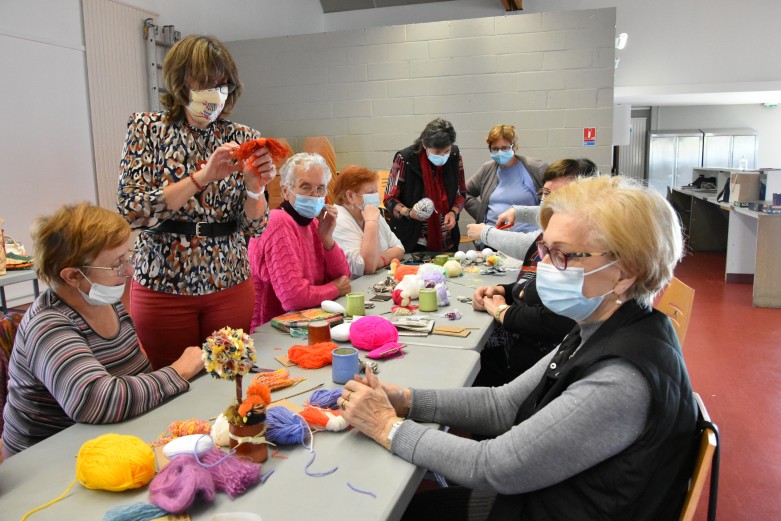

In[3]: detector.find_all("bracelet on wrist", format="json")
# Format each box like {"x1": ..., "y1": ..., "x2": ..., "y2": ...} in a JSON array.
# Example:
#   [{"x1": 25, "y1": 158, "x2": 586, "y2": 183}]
[{"x1": 189, "y1": 172, "x2": 206, "y2": 191}]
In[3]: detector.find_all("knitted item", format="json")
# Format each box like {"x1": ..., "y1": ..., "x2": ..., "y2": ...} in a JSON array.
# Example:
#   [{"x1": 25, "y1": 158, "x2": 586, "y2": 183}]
[{"x1": 413, "y1": 198, "x2": 435, "y2": 220}]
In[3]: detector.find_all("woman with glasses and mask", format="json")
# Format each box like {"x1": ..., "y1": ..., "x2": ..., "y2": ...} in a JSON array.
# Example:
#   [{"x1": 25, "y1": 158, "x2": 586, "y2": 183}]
[
  {"x1": 248, "y1": 153, "x2": 351, "y2": 330},
  {"x1": 469, "y1": 159, "x2": 598, "y2": 388},
  {"x1": 338, "y1": 176, "x2": 697, "y2": 521},
  {"x1": 464, "y1": 125, "x2": 547, "y2": 238},
  {"x1": 332, "y1": 165, "x2": 404, "y2": 278},
  {"x1": 384, "y1": 118, "x2": 467, "y2": 253},
  {"x1": 2, "y1": 204, "x2": 203, "y2": 457},
  {"x1": 117, "y1": 35, "x2": 275, "y2": 370}
]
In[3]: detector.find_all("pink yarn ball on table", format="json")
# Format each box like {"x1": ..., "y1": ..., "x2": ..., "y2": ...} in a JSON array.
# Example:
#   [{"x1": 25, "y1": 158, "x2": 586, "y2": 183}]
[{"x1": 350, "y1": 316, "x2": 399, "y2": 351}]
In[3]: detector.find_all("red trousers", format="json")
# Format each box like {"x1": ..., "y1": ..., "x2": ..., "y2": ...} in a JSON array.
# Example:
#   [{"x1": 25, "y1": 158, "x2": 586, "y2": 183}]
[{"x1": 130, "y1": 279, "x2": 255, "y2": 370}]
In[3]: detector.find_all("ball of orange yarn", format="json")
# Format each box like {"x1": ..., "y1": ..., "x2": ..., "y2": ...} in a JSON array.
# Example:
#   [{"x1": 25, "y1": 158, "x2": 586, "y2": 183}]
[
  {"x1": 76, "y1": 433, "x2": 156, "y2": 491},
  {"x1": 393, "y1": 264, "x2": 419, "y2": 282},
  {"x1": 288, "y1": 341, "x2": 338, "y2": 368}
]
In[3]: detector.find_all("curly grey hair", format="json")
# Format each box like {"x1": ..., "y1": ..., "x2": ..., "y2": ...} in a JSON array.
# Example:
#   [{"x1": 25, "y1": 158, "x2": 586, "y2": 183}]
[{"x1": 279, "y1": 152, "x2": 333, "y2": 188}]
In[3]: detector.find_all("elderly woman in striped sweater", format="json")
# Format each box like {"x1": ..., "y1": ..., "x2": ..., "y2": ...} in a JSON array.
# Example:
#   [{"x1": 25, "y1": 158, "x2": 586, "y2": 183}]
[{"x1": 2, "y1": 203, "x2": 203, "y2": 457}]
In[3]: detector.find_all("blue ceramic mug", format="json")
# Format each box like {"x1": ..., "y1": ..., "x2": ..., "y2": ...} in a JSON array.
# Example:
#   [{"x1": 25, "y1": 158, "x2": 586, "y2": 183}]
[{"x1": 332, "y1": 346, "x2": 360, "y2": 384}]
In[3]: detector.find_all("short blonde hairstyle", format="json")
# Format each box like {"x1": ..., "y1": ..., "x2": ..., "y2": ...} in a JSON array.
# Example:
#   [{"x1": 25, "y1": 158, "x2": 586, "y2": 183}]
[
  {"x1": 485, "y1": 124, "x2": 518, "y2": 147},
  {"x1": 540, "y1": 176, "x2": 683, "y2": 305},
  {"x1": 161, "y1": 35, "x2": 242, "y2": 122},
  {"x1": 332, "y1": 165, "x2": 378, "y2": 206},
  {"x1": 32, "y1": 203, "x2": 131, "y2": 285}
]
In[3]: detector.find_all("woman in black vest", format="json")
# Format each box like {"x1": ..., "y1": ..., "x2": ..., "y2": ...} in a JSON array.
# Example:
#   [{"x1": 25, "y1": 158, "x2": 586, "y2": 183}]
[
  {"x1": 340, "y1": 175, "x2": 698, "y2": 521},
  {"x1": 384, "y1": 118, "x2": 467, "y2": 253}
]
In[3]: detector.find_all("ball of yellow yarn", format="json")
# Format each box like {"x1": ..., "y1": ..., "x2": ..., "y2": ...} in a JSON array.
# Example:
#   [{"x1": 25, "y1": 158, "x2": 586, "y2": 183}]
[{"x1": 76, "y1": 433, "x2": 156, "y2": 491}]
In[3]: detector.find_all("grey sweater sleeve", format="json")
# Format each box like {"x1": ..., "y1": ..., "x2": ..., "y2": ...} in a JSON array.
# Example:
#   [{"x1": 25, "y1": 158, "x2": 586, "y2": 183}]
[
  {"x1": 513, "y1": 205, "x2": 541, "y2": 226},
  {"x1": 391, "y1": 356, "x2": 651, "y2": 495},
  {"x1": 481, "y1": 227, "x2": 539, "y2": 260}
]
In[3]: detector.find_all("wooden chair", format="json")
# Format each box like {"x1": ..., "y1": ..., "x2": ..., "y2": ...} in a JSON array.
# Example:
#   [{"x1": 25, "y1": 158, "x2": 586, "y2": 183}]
[
  {"x1": 265, "y1": 137, "x2": 292, "y2": 210},
  {"x1": 303, "y1": 137, "x2": 338, "y2": 204},
  {"x1": 679, "y1": 392, "x2": 719, "y2": 521},
  {"x1": 654, "y1": 277, "x2": 695, "y2": 345}
]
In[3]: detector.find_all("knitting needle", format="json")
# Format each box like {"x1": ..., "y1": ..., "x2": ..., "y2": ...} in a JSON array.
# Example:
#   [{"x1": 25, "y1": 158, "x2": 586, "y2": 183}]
[{"x1": 270, "y1": 382, "x2": 324, "y2": 404}]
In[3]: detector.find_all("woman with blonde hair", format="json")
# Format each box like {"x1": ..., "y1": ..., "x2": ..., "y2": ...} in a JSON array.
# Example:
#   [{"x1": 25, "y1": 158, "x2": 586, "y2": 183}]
[
  {"x1": 332, "y1": 165, "x2": 404, "y2": 278},
  {"x1": 2, "y1": 203, "x2": 202, "y2": 457},
  {"x1": 118, "y1": 34, "x2": 275, "y2": 369},
  {"x1": 340, "y1": 176, "x2": 697, "y2": 521}
]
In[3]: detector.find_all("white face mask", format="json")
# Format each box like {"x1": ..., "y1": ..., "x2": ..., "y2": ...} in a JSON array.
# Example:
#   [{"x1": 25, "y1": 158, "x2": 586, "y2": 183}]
[
  {"x1": 77, "y1": 269, "x2": 125, "y2": 306},
  {"x1": 357, "y1": 192, "x2": 381, "y2": 210},
  {"x1": 185, "y1": 88, "x2": 228, "y2": 125}
]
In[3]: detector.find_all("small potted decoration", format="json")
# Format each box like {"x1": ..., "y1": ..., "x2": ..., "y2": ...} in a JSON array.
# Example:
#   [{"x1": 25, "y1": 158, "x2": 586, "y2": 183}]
[{"x1": 203, "y1": 327, "x2": 270, "y2": 462}]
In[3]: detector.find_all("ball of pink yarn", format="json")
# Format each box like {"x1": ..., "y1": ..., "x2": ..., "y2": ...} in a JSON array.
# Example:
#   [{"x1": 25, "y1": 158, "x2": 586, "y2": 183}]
[{"x1": 350, "y1": 316, "x2": 399, "y2": 351}]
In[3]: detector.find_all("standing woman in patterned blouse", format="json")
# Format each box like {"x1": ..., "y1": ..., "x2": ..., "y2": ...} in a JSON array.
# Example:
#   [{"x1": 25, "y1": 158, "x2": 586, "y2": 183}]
[{"x1": 117, "y1": 35, "x2": 275, "y2": 369}]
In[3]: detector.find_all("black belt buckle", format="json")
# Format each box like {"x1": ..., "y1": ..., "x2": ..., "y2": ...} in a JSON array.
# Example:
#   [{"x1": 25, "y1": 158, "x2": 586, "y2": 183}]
[{"x1": 195, "y1": 222, "x2": 206, "y2": 237}]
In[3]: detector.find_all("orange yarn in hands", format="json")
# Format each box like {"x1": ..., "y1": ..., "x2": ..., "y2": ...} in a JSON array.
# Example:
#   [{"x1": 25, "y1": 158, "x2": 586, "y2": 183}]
[
  {"x1": 76, "y1": 434, "x2": 156, "y2": 491},
  {"x1": 287, "y1": 342, "x2": 338, "y2": 369}
]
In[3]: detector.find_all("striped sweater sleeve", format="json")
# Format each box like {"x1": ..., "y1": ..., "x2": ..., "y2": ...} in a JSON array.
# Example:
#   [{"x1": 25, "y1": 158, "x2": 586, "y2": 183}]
[{"x1": 25, "y1": 309, "x2": 189, "y2": 424}]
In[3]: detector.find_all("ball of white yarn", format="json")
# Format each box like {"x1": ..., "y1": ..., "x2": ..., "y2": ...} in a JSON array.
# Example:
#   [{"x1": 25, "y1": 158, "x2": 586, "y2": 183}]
[
  {"x1": 210, "y1": 413, "x2": 231, "y2": 447},
  {"x1": 412, "y1": 198, "x2": 435, "y2": 220}
]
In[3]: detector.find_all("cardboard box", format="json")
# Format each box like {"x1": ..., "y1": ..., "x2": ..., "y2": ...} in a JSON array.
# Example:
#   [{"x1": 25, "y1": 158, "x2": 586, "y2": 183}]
[{"x1": 729, "y1": 172, "x2": 761, "y2": 203}]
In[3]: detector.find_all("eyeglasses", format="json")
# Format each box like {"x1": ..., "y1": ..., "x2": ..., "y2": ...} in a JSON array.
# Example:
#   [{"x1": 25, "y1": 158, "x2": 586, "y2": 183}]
[
  {"x1": 291, "y1": 184, "x2": 328, "y2": 197},
  {"x1": 537, "y1": 187, "x2": 552, "y2": 199},
  {"x1": 82, "y1": 252, "x2": 136, "y2": 278},
  {"x1": 191, "y1": 83, "x2": 236, "y2": 95},
  {"x1": 536, "y1": 241, "x2": 612, "y2": 271},
  {"x1": 489, "y1": 145, "x2": 513, "y2": 153}
]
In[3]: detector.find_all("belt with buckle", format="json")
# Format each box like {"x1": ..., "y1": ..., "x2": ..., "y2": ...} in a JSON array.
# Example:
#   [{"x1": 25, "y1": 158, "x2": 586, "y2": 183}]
[{"x1": 147, "y1": 220, "x2": 238, "y2": 238}]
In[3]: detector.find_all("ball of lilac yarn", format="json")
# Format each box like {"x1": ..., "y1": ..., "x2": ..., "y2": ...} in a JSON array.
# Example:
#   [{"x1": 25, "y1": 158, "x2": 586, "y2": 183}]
[{"x1": 149, "y1": 456, "x2": 215, "y2": 513}]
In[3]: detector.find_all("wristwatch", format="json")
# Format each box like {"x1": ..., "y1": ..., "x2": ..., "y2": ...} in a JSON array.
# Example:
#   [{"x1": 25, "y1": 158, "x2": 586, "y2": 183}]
[
  {"x1": 494, "y1": 304, "x2": 510, "y2": 321},
  {"x1": 385, "y1": 419, "x2": 404, "y2": 451}
]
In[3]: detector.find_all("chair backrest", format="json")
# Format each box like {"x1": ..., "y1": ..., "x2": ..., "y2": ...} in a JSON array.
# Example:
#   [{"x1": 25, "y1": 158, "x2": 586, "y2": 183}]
[
  {"x1": 654, "y1": 277, "x2": 695, "y2": 345},
  {"x1": 679, "y1": 392, "x2": 719, "y2": 521},
  {"x1": 376, "y1": 170, "x2": 390, "y2": 204},
  {"x1": 265, "y1": 137, "x2": 292, "y2": 210},
  {"x1": 303, "y1": 136, "x2": 338, "y2": 205}
]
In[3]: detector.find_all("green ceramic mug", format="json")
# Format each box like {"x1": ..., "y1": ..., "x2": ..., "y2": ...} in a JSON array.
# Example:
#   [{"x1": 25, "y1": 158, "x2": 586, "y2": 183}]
[
  {"x1": 345, "y1": 293, "x2": 366, "y2": 317},
  {"x1": 433, "y1": 254, "x2": 449, "y2": 266},
  {"x1": 419, "y1": 288, "x2": 438, "y2": 312}
]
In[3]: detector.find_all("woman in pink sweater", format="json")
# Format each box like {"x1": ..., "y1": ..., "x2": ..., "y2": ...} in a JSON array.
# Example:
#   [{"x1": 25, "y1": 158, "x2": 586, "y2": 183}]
[{"x1": 248, "y1": 153, "x2": 351, "y2": 330}]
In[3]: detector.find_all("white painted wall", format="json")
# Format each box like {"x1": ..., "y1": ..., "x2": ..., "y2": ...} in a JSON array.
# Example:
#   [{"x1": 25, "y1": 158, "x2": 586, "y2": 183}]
[
  {"x1": 654, "y1": 104, "x2": 781, "y2": 169},
  {"x1": 0, "y1": 0, "x2": 95, "y2": 306},
  {"x1": 227, "y1": 8, "x2": 615, "y2": 188}
]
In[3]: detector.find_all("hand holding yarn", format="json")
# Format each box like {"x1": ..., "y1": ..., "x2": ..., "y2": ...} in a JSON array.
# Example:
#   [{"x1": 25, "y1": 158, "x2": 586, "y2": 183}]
[
  {"x1": 340, "y1": 368, "x2": 402, "y2": 446},
  {"x1": 412, "y1": 198, "x2": 435, "y2": 220}
]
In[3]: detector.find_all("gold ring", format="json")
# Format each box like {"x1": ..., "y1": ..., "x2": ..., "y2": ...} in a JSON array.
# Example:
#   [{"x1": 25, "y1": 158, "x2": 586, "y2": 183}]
[
  {"x1": 346, "y1": 390, "x2": 352, "y2": 401},
  {"x1": 340, "y1": 400, "x2": 347, "y2": 411}
]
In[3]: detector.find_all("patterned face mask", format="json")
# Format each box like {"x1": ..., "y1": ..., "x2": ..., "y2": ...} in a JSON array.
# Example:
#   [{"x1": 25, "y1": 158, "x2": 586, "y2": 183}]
[{"x1": 185, "y1": 87, "x2": 228, "y2": 125}]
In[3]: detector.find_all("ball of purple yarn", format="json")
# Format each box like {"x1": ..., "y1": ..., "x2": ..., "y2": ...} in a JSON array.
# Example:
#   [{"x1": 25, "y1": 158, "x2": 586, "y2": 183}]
[
  {"x1": 198, "y1": 448, "x2": 261, "y2": 498},
  {"x1": 309, "y1": 388, "x2": 342, "y2": 409},
  {"x1": 265, "y1": 406, "x2": 308, "y2": 445},
  {"x1": 149, "y1": 456, "x2": 215, "y2": 513}
]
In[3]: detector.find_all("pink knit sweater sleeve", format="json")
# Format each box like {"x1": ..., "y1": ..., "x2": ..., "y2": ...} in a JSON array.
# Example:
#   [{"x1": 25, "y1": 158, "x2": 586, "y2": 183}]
[
  {"x1": 265, "y1": 218, "x2": 340, "y2": 311},
  {"x1": 322, "y1": 241, "x2": 351, "y2": 281}
]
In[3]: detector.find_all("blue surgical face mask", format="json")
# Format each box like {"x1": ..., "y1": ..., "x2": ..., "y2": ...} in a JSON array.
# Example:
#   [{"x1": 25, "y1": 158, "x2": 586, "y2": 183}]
[
  {"x1": 536, "y1": 260, "x2": 619, "y2": 322},
  {"x1": 360, "y1": 192, "x2": 381, "y2": 209},
  {"x1": 77, "y1": 269, "x2": 125, "y2": 306},
  {"x1": 490, "y1": 150, "x2": 515, "y2": 166},
  {"x1": 427, "y1": 152, "x2": 450, "y2": 167},
  {"x1": 293, "y1": 193, "x2": 326, "y2": 219}
]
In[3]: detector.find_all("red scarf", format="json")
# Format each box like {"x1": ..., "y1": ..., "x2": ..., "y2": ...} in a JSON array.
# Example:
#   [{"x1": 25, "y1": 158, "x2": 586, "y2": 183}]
[{"x1": 419, "y1": 150, "x2": 451, "y2": 252}]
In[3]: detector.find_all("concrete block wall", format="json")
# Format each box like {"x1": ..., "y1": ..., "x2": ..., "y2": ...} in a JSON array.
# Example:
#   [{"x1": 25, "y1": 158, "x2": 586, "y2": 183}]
[{"x1": 228, "y1": 8, "x2": 615, "y2": 218}]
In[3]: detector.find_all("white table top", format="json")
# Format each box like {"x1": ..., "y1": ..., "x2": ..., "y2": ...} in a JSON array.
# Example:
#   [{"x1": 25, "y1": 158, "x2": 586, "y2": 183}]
[
  {"x1": 0, "y1": 339, "x2": 480, "y2": 521},
  {"x1": 0, "y1": 268, "x2": 37, "y2": 287},
  {"x1": 252, "y1": 265, "x2": 519, "y2": 351}
]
